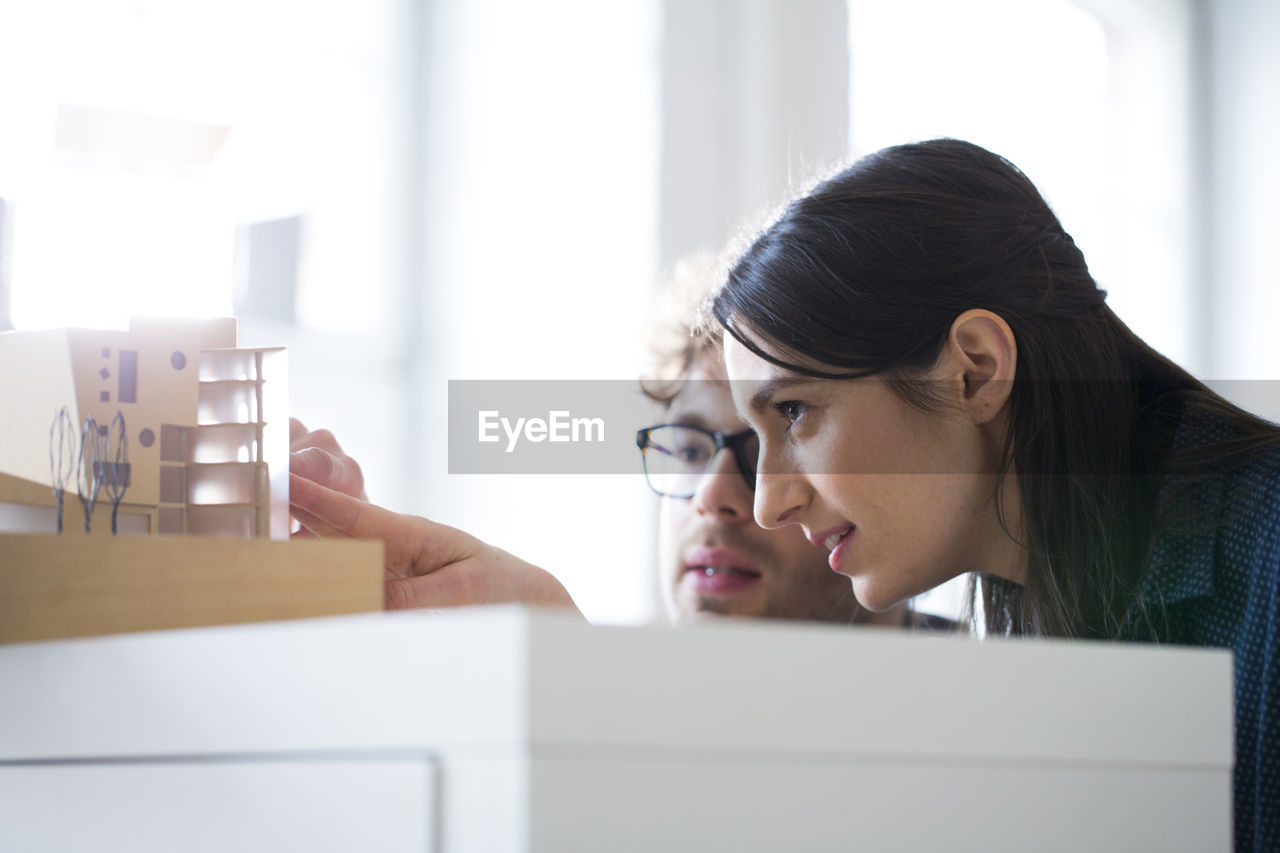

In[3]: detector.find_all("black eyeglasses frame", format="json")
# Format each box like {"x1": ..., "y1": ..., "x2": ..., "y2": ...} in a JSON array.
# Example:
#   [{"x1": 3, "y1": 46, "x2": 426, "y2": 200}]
[{"x1": 635, "y1": 423, "x2": 758, "y2": 498}]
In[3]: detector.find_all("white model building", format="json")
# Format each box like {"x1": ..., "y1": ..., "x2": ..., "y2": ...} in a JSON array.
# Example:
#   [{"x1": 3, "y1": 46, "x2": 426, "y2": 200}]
[{"x1": 0, "y1": 317, "x2": 288, "y2": 539}]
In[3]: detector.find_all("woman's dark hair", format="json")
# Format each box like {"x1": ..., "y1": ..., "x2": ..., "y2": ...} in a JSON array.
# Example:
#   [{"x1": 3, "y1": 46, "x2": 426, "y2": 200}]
[{"x1": 712, "y1": 138, "x2": 1280, "y2": 639}]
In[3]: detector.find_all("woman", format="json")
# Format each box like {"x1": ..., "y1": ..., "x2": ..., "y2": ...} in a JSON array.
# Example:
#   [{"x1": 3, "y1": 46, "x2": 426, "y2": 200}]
[{"x1": 710, "y1": 138, "x2": 1279, "y2": 851}]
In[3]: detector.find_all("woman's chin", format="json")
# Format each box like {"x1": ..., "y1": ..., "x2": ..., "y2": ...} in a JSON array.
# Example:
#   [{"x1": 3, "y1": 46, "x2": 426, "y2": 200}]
[
  {"x1": 854, "y1": 572, "x2": 932, "y2": 614},
  {"x1": 850, "y1": 577, "x2": 897, "y2": 613}
]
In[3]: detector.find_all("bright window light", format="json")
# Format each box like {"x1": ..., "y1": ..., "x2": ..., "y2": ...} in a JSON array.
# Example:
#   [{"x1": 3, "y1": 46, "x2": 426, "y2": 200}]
[
  {"x1": 0, "y1": 0, "x2": 396, "y2": 333},
  {"x1": 849, "y1": 0, "x2": 1110, "y2": 281},
  {"x1": 848, "y1": 0, "x2": 1194, "y2": 368}
]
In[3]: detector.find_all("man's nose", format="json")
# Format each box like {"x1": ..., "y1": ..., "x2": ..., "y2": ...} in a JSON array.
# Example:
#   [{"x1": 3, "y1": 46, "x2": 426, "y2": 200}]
[{"x1": 690, "y1": 447, "x2": 753, "y2": 520}]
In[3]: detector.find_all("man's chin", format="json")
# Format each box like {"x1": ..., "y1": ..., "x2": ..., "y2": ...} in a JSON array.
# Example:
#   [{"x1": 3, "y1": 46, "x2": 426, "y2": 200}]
[
  {"x1": 673, "y1": 593, "x2": 863, "y2": 626},
  {"x1": 677, "y1": 595, "x2": 768, "y2": 623},
  {"x1": 669, "y1": 599, "x2": 744, "y2": 624}
]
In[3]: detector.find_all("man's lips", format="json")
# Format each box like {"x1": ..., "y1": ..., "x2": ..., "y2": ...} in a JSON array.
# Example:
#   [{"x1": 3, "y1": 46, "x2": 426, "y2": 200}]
[{"x1": 682, "y1": 546, "x2": 762, "y2": 594}]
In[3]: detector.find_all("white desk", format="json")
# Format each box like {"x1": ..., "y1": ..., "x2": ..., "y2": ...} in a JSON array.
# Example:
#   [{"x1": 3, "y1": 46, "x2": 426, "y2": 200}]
[{"x1": 0, "y1": 606, "x2": 1232, "y2": 851}]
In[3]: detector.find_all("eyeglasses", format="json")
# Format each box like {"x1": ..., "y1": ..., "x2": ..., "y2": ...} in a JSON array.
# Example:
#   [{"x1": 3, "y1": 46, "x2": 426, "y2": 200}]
[{"x1": 635, "y1": 423, "x2": 758, "y2": 498}]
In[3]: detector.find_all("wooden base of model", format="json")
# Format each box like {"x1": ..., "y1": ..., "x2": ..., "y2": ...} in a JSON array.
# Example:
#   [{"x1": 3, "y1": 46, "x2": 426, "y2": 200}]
[{"x1": 0, "y1": 534, "x2": 384, "y2": 644}]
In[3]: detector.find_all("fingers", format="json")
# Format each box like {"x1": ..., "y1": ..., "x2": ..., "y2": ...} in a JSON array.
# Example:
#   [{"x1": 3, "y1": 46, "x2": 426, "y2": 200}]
[
  {"x1": 289, "y1": 474, "x2": 573, "y2": 618},
  {"x1": 288, "y1": 420, "x2": 367, "y2": 500},
  {"x1": 386, "y1": 575, "x2": 435, "y2": 609},
  {"x1": 290, "y1": 421, "x2": 341, "y2": 454},
  {"x1": 384, "y1": 567, "x2": 520, "y2": 610},
  {"x1": 293, "y1": 428, "x2": 340, "y2": 455},
  {"x1": 290, "y1": 446, "x2": 339, "y2": 486},
  {"x1": 289, "y1": 499, "x2": 353, "y2": 540},
  {"x1": 289, "y1": 474, "x2": 472, "y2": 576},
  {"x1": 385, "y1": 573, "x2": 487, "y2": 610},
  {"x1": 383, "y1": 547, "x2": 579, "y2": 612},
  {"x1": 289, "y1": 473, "x2": 389, "y2": 539}
]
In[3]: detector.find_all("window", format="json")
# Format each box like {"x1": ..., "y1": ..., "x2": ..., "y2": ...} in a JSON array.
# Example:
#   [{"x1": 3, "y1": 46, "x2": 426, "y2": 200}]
[{"x1": 0, "y1": 0, "x2": 398, "y2": 332}]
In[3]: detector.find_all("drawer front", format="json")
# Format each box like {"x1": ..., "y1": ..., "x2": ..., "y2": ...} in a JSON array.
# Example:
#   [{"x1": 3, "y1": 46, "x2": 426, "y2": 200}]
[{"x1": 0, "y1": 755, "x2": 436, "y2": 852}]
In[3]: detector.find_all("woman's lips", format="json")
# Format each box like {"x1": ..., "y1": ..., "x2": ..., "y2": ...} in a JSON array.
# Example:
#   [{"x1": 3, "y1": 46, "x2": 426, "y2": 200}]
[
  {"x1": 682, "y1": 546, "x2": 762, "y2": 595},
  {"x1": 827, "y1": 527, "x2": 854, "y2": 573},
  {"x1": 809, "y1": 525, "x2": 855, "y2": 574}
]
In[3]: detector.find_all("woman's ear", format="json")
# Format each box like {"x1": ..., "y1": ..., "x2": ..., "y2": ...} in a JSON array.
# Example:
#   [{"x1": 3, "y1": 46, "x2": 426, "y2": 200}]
[{"x1": 938, "y1": 309, "x2": 1017, "y2": 425}]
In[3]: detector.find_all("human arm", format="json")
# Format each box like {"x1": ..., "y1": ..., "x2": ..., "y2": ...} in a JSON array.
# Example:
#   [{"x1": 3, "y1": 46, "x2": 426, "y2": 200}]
[{"x1": 289, "y1": 472, "x2": 582, "y2": 614}]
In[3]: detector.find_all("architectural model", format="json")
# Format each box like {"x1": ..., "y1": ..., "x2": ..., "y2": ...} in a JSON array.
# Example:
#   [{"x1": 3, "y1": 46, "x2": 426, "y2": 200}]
[{"x1": 0, "y1": 317, "x2": 288, "y2": 539}]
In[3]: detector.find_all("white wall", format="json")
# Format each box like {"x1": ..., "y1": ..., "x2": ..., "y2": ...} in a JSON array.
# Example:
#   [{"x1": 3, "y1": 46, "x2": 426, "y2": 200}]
[
  {"x1": 660, "y1": 0, "x2": 849, "y2": 268},
  {"x1": 1202, "y1": 0, "x2": 1280, "y2": 419}
]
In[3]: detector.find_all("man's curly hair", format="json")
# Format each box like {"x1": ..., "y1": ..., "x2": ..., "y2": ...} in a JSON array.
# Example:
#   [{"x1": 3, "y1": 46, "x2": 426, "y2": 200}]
[{"x1": 640, "y1": 251, "x2": 729, "y2": 408}]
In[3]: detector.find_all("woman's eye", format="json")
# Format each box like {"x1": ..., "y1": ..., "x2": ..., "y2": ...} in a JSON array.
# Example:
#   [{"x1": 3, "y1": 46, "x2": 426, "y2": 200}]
[{"x1": 772, "y1": 400, "x2": 807, "y2": 428}]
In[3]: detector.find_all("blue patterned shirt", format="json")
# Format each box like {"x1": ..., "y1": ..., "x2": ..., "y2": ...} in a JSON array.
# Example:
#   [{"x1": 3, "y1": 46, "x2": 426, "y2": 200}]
[{"x1": 1131, "y1": 427, "x2": 1280, "y2": 852}]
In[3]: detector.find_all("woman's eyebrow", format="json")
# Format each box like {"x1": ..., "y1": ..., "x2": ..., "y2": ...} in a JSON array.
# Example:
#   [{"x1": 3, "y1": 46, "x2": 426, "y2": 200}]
[{"x1": 746, "y1": 378, "x2": 810, "y2": 414}]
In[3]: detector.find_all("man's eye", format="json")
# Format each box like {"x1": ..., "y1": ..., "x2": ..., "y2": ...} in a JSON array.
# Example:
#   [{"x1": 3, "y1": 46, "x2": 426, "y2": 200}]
[
  {"x1": 772, "y1": 400, "x2": 807, "y2": 428},
  {"x1": 677, "y1": 445, "x2": 711, "y2": 464}
]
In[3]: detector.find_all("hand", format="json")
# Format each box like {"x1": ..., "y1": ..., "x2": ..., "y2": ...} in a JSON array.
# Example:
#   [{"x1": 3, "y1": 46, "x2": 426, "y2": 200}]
[
  {"x1": 289, "y1": 473, "x2": 582, "y2": 614},
  {"x1": 290, "y1": 418, "x2": 368, "y2": 501}
]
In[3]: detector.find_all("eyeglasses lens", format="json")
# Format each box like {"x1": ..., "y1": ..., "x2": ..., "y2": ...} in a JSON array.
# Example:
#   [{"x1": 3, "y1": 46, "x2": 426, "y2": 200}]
[
  {"x1": 641, "y1": 426, "x2": 757, "y2": 497},
  {"x1": 642, "y1": 426, "x2": 714, "y2": 497}
]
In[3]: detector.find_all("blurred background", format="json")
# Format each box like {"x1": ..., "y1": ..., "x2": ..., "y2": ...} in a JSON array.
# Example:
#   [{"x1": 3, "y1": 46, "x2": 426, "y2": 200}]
[{"x1": 1, "y1": 0, "x2": 1276, "y2": 623}]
